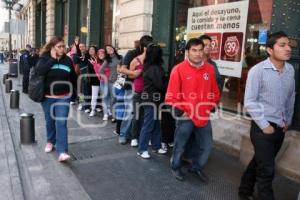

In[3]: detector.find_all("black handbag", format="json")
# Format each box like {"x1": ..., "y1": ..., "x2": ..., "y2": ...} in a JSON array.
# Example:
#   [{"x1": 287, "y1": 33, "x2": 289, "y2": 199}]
[{"x1": 28, "y1": 66, "x2": 45, "y2": 102}]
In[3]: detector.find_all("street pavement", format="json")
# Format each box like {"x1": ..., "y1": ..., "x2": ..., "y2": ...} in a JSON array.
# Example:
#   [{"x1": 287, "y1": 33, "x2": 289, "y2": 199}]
[{"x1": 0, "y1": 63, "x2": 299, "y2": 200}]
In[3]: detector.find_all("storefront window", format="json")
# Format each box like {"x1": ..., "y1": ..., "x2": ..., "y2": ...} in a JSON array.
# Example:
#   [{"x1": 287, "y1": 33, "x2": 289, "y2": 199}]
[{"x1": 174, "y1": 0, "x2": 273, "y2": 112}]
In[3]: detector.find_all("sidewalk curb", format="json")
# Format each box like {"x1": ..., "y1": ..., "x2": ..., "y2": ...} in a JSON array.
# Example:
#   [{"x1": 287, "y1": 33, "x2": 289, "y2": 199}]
[{"x1": 0, "y1": 76, "x2": 25, "y2": 200}]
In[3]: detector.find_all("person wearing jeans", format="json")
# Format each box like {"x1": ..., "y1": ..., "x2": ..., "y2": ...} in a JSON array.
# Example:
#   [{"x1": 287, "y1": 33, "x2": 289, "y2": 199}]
[
  {"x1": 100, "y1": 80, "x2": 112, "y2": 120},
  {"x1": 165, "y1": 38, "x2": 220, "y2": 181},
  {"x1": 36, "y1": 36, "x2": 77, "y2": 162},
  {"x1": 117, "y1": 42, "x2": 143, "y2": 145},
  {"x1": 99, "y1": 45, "x2": 122, "y2": 123},
  {"x1": 137, "y1": 43, "x2": 167, "y2": 159}
]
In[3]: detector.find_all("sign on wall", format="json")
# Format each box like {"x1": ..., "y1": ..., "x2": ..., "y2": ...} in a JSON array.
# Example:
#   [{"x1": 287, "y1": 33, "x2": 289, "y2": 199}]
[{"x1": 187, "y1": 0, "x2": 249, "y2": 78}]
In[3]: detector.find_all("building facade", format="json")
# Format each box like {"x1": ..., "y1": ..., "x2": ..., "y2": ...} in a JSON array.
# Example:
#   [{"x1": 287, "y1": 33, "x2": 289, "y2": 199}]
[{"x1": 15, "y1": 0, "x2": 300, "y2": 181}]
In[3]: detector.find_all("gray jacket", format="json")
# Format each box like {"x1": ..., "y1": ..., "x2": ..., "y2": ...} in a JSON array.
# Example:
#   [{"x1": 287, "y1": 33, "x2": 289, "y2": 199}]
[{"x1": 99, "y1": 55, "x2": 122, "y2": 83}]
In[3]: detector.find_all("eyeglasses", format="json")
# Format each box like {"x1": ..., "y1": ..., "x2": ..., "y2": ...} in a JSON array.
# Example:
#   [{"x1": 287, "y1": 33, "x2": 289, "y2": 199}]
[{"x1": 55, "y1": 45, "x2": 66, "y2": 49}]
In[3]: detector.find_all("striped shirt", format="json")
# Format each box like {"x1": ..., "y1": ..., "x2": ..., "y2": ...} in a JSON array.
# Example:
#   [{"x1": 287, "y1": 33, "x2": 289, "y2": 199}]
[{"x1": 244, "y1": 58, "x2": 295, "y2": 129}]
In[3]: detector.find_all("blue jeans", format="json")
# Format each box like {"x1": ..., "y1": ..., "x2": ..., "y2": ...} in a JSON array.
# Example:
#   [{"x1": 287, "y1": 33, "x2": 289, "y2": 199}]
[
  {"x1": 41, "y1": 97, "x2": 71, "y2": 154},
  {"x1": 119, "y1": 89, "x2": 133, "y2": 139},
  {"x1": 171, "y1": 120, "x2": 212, "y2": 171},
  {"x1": 138, "y1": 106, "x2": 162, "y2": 152},
  {"x1": 100, "y1": 81, "x2": 111, "y2": 115}
]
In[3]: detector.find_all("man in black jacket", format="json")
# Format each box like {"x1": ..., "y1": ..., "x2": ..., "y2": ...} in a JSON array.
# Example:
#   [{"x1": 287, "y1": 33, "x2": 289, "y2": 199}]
[{"x1": 21, "y1": 44, "x2": 32, "y2": 93}]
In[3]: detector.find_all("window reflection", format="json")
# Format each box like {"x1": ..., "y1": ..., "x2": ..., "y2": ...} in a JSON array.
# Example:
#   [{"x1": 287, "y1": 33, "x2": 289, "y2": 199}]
[{"x1": 174, "y1": 0, "x2": 273, "y2": 112}]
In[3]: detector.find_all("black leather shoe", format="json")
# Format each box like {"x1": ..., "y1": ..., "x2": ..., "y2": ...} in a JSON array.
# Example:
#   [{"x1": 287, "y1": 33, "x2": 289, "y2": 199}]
[
  {"x1": 171, "y1": 168, "x2": 184, "y2": 181},
  {"x1": 188, "y1": 169, "x2": 209, "y2": 183},
  {"x1": 238, "y1": 193, "x2": 255, "y2": 200}
]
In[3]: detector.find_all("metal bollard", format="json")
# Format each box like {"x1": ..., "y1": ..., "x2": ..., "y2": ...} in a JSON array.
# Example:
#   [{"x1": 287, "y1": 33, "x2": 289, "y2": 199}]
[
  {"x1": 20, "y1": 113, "x2": 35, "y2": 144},
  {"x1": 3, "y1": 73, "x2": 9, "y2": 84},
  {"x1": 10, "y1": 90, "x2": 19, "y2": 109},
  {"x1": 5, "y1": 79, "x2": 12, "y2": 93}
]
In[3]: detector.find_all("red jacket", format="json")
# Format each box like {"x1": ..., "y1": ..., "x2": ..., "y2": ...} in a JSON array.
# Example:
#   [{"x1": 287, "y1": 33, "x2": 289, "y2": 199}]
[{"x1": 165, "y1": 60, "x2": 220, "y2": 127}]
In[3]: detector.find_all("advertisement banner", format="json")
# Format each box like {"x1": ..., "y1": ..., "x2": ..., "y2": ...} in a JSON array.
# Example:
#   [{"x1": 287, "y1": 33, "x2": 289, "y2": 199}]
[{"x1": 187, "y1": 0, "x2": 249, "y2": 78}]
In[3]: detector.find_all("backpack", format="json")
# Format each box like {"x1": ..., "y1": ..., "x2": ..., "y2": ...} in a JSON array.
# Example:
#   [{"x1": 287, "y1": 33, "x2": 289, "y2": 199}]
[{"x1": 28, "y1": 66, "x2": 45, "y2": 102}]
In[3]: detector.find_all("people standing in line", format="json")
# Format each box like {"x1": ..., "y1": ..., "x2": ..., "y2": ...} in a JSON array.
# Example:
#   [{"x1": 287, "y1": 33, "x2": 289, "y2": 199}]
[
  {"x1": 137, "y1": 43, "x2": 167, "y2": 159},
  {"x1": 199, "y1": 34, "x2": 223, "y2": 92},
  {"x1": 99, "y1": 45, "x2": 122, "y2": 122},
  {"x1": 35, "y1": 36, "x2": 77, "y2": 162},
  {"x1": 68, "y1": 36, "x2": 81, "y2": 105},
  {"x1": 21, "y1": 44, "x2": 32, "y2": 93},
  {"x1": 92, "y1": 49, "x2": 112, "y2": 121},
  {"x1": 116, "y1": 38, "x2": 143, "y2": 145},
  {"x1": 118, "y1": 36, "x2": 153, "y2": 145},
  {"x1": 238, "y1": 31, "x2": 295, "y2": 200},
  {"x1": 112, "y1": 78, "x2": 126, "y2": 135},
  {"x1": 165, "y1": 38, "x2": 220, "y2": 182},
  {"x1": 75, "y1": 43, "x2": 92, "y2": 113},
  {"x1": 87, "y1": 45, "x2": 101, "y2": 117}
]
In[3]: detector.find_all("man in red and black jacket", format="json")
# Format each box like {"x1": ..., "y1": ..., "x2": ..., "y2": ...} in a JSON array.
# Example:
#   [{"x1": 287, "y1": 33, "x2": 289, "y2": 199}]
[{"x1": 165, "y1": 38, "x2": 220, "y2": 182}]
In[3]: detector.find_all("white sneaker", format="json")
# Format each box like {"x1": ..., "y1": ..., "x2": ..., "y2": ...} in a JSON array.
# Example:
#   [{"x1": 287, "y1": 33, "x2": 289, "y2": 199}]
[
  {"x1": 161, "y1": 143, "x2": 168, "y2": 151},
  {"x1": 96, "y1": 108, "x2": 102, "y2": 112},
  {"x1": 44, "y1": 143, "x2": 54, "y2": 153},
  {"x1": 84, "y1": 109, "x2": 91, "y2": 113},
  {"x1": 137, "y1": 151, "x2": 151, "y2": 159},
  {"x1": 89, "y1": 110, "x2": 95, "y2": 117},
  {"x1": 131, "y1": 139, "x2": 138, "y2": 147},
  {"x1": 77, "y1": 104, "x2": 83, "y2": 111},
  {"x1": 153, "y1": 148, "x2": 167, "y2": 154},
  {"x1": 103, "y1": 114, "x2": 108, "y2": 121},
  {"x1": 58, "y1": 153, "x2": 71, "y2": 162},
  {"x1": 70, "y1": 101, "x2": 75, "y2": 105}
]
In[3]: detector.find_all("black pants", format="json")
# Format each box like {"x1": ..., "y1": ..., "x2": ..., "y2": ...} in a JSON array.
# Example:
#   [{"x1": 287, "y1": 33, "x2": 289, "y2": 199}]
[
  {"x1": 82, "y1": 79, "x2": 91, "y2": 110},
  {"x1": 160, "y1": 110, "x2": 175, "y2": 144},
  {"x1": 131, "y1": 93, "x2": 143, "y2": 140},
  {"x1": 22, "y1": 66, "x2": 30, "y2": 93},
  {"x1": 239, "y1": 121, "x2": 285, "y2": 200},
  {"x1": 116, "y1": 120, "x2": 122, "y2": 135}
]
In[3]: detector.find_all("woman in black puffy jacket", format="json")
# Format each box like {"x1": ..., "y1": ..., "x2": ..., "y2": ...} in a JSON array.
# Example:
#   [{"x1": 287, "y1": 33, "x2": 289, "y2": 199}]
[{"x1": 36, "y1": 36, "x2": 77, "y2": 162}]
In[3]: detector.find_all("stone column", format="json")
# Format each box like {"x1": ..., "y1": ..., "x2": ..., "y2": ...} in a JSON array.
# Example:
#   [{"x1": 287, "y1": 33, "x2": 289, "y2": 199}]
[
  {"x1": 46, "y1": 0, "x2": 55, "y2": 42},
  {"x1": 118, "y1": 0, "x2": 153, "y2": 52},
  {"x1": 30, "y1": 0, "x2": 36, "y2": 47}
]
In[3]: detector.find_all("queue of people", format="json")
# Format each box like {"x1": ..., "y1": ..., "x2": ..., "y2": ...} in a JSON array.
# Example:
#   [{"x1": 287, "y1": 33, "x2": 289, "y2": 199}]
[{"x1": 27, "y1": 30, "x2": 295, "y2": 200}]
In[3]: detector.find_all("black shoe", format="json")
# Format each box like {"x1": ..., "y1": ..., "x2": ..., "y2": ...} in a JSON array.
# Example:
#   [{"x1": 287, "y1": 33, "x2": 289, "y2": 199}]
[
  {"x1": 171, "y1": 168, "x2": 184, "y2": 181},
  {"x1": 238, "y1": 193, "x2": 255, "y2": 200},
  {"x1": 188, "y1": 169, "x2": 209, "y2": 183}
]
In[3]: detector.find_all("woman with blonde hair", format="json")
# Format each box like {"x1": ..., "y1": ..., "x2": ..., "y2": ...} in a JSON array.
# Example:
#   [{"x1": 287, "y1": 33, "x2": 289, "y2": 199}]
[{"x1": 36, "y1": 36, "x2": 77, "y2": 162}]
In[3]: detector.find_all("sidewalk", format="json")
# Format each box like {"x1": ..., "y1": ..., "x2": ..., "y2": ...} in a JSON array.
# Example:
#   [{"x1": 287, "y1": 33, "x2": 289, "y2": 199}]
[
  {"x1": 0, "y1": 64, "x2": 90, "y2": 200},
  {"x1": 0, "y1": 63, "x2": 299, "y2": 200}
]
